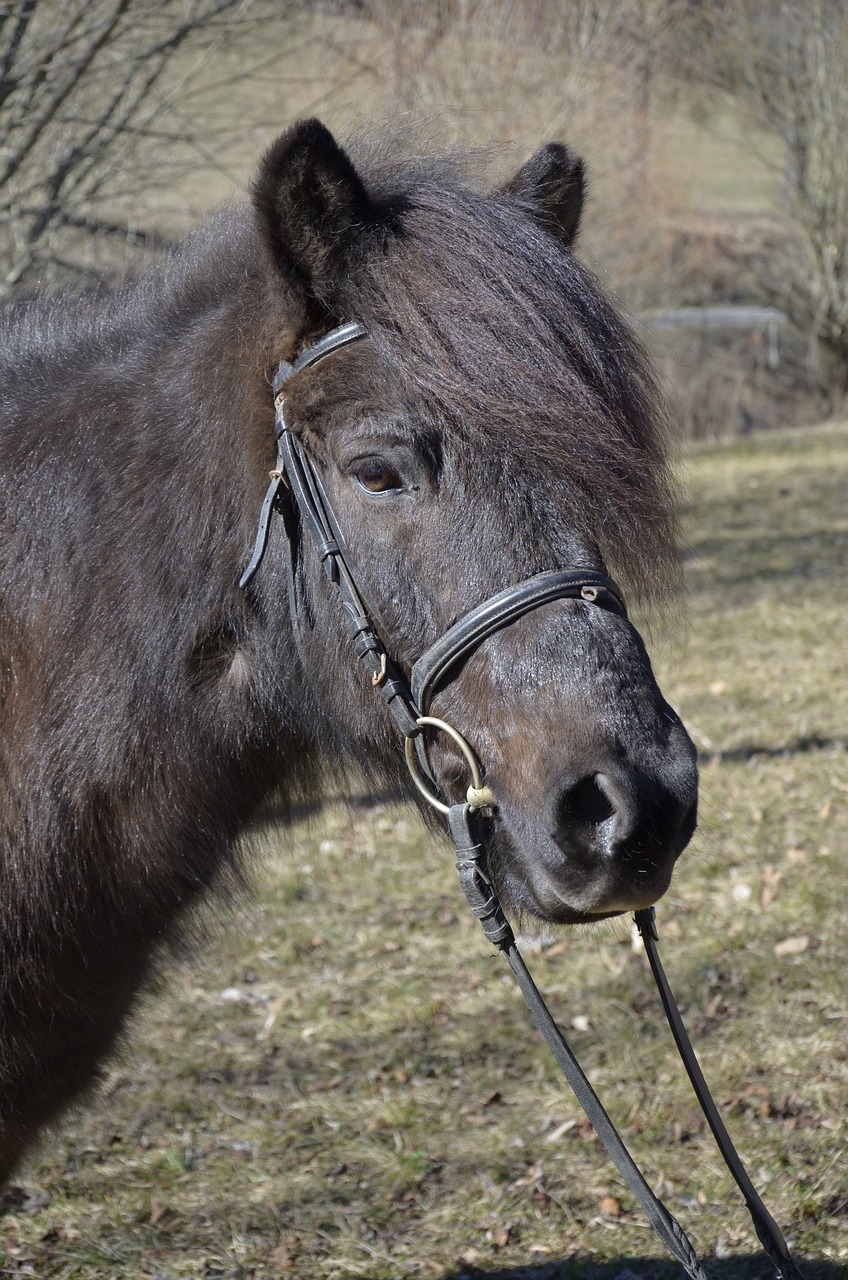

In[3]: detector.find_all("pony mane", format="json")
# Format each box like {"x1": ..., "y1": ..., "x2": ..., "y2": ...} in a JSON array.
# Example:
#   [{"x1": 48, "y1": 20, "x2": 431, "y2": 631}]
[{"x1": 332, "y1": 145, "x2": 680, "y2": 605}]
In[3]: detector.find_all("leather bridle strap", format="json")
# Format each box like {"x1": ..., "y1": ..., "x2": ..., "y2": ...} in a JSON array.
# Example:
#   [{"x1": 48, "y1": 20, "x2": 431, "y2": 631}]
[
  {"x1": 407, "y1": 568, "x2": 626, "y2": 789},
  {"x1": 239, "y1": 322, "x2": 370, "y2": 591},
  {"x1": 449, "y1": 802, "x2": 714, "y2": 1280},
  {"x1": 411, "y1": 568, "x2": 626, "y2": 715},
  {"x1": 240, "y1": 321, "x2": 420, "y2": 739},
  {"x1": 635, "y1": 906, "x2": 805, "y2": 1280}
]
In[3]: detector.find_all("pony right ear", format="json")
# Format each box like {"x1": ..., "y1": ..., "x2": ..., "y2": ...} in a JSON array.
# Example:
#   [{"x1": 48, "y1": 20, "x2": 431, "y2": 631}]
[
  {"x1": 501, "y1": 142, "x2": 586, "y2": 247},
  {"x1": 252, "y1": 119, "x2": 374, "y2": 305}
]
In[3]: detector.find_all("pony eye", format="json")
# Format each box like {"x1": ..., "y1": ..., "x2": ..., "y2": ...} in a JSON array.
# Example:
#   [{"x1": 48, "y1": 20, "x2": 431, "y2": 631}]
[{"x1": 355, "y1": 460, "x2": 403, "y2": 494}]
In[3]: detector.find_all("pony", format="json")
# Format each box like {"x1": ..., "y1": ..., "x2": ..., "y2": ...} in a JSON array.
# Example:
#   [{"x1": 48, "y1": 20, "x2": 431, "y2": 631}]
[{"x1": 0, "y1": 119, "x2": 697, "y2": 1180}]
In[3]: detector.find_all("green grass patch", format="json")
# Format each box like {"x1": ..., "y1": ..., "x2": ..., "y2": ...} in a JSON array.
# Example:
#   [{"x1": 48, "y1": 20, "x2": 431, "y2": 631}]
[{"x1": 4, "y1": 424, "x2": 847, "y2": 1278}]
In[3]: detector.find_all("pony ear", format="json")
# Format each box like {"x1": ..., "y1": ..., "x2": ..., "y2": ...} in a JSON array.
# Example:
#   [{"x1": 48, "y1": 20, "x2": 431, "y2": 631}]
[
  {"x1": 252, "y1": 119, "x2": 374, "y2": 304},
  {"x1": 501, "y1": 142, "x2": 586, "y2": 247}
]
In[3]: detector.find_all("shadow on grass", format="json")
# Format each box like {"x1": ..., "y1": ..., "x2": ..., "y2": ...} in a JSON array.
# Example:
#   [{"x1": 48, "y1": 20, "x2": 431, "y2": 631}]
[
  {"x1": 255, "y1": 785, "x2": 406, "y2": 827},
  {"x1": 441, "y1": 1256, "x2": 847, "y2": 1280},
  {"x1": 698, "y1": 732, "x2": 848, "y2": 765}
]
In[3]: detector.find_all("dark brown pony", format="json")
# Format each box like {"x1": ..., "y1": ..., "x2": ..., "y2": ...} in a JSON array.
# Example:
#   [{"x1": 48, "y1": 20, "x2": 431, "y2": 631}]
[{"x1": 0, "y1": 120, "x2": 697, "y2": 1180}]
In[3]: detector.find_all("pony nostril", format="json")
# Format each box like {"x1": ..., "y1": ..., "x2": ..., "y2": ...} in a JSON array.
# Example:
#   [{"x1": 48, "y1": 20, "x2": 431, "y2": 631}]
[
  {"x1": 553, "y1": 770, "x2": 694, "y2": 856},
  {"x1": 554, "y1": 773, "x2": 617, "y2": 843}
]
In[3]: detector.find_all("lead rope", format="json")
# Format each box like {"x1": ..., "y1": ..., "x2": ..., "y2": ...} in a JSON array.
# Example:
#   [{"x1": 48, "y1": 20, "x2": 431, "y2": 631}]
[
  {"x1": 634, "y1": 906, "x2": 805, "y2": 1280},
  {"x1": 449, "y1": 803, "x2": 712, "y2": 1280},
  {"x1": 448, "y1": 801, "x2": 804, "y2": 1280}
]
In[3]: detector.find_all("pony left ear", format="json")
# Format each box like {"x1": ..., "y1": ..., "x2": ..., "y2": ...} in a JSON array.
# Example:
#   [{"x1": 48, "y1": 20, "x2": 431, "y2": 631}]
[
  {"x1": 252, "y1": 119, "x2": 374, "y2": 305},
  {"x1": 500, "y1": 142, "x2": 586, "y2": 247}
]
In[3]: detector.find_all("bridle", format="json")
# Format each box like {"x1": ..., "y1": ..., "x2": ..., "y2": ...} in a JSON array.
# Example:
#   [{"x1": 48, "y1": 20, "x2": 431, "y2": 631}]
[
  {"x1": 241, "y1": 320, "x2": 804, "y2": 1280},
  {"x1": 240, "y1": 323, "x2": 627, "y2": 767}
]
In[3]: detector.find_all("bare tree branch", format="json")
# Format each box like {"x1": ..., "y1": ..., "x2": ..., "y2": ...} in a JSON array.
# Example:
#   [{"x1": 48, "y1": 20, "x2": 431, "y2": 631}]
[
  {"x1": 685, "y1": 0, "x2": 848, "y2": 396},
  {"x1": 0, "y1": 0, "x2": 285, "y2": 298}
]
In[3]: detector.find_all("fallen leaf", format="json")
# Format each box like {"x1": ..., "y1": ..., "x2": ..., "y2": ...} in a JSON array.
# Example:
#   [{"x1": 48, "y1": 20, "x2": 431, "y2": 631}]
[
  {"x1": 268, "y1": 1237, "x2": 301, "y2": 1270},
  {"x1": 460, "y1": 1248, "x2": 486, "y2": 1265},
  {"x1": 599, "y1": 1196, "x2": 621, "y2": 1216},
  {"x1": 492, "y1": 1222, "x2": 511, "y2": 1248},
  {"x1": 774, "y1": 935, "x2": 809, "y2": 957},
  {"x1": 513, "y1": 1159, "x2": 544, "y2": 1186}
]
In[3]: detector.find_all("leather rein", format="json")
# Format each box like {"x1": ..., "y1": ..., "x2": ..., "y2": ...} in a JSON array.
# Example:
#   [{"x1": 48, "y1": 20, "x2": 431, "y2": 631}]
[{"x1": 241, "y1": 320, "x2": 804, "y2": 1280}]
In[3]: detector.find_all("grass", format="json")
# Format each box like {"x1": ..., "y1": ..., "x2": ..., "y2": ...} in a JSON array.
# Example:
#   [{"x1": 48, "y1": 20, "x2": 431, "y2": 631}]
[{"x1": 3, "y1": 423, "x2": 848, "y2": 1279}]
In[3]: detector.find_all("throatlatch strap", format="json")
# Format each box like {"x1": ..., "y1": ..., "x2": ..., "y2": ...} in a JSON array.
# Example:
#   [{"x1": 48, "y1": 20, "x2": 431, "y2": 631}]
[
  {"x1": 239, "y1": 322, "x2": 368, "y2": 593},
  {"x1": 239, "y1": 321, "x2": 420, "y2": 739}
]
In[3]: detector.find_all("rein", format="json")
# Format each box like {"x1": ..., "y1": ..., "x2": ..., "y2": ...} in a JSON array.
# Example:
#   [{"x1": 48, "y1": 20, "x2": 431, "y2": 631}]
[{"x1": 241, "y1": 321, "x2": 804, "y2": 1280}]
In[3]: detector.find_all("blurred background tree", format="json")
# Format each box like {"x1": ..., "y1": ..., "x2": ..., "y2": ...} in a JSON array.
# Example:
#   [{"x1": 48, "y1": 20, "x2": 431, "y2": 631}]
[
  {"x1": 687, "y1": 0, "x2": 848, "y2": 400},
  {"x1": 0, "y1": 0, "x2": 270, "y2": 296},
  {"x1": 2, "y1": 0, "x2": 847, "y2": 431}
]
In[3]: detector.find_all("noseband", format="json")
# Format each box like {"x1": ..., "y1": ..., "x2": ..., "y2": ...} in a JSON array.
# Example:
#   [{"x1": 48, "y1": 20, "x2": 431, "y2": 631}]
[{"x1": 241, "y1": 321, "x2": 803, "y2": 1280}]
